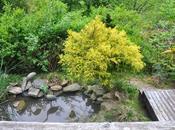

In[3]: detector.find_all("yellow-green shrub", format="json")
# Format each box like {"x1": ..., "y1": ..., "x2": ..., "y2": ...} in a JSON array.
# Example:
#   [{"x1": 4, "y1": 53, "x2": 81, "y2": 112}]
[{"x1": 60, "y1": 17, "x2": 144, "y2": 86}]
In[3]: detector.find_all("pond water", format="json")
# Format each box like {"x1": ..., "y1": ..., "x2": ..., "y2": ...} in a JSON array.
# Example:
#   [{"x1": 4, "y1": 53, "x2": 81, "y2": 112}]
[{"x1": 0, "y1": 93, "x2": 100, "y2": 122}]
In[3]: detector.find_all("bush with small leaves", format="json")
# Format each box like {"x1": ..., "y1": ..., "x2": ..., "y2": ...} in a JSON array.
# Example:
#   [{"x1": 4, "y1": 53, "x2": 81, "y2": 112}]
[{"x1": 60, "y1": 17, "x2": 144, "y2": 86}]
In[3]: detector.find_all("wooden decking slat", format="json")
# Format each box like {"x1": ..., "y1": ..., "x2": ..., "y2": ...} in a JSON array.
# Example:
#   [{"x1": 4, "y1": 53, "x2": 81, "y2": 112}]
[
  {"x1": 142, "y1": 89, "x2": 175, "y2": 121},
  {"x1": 143, "y1": 91, "x2": 165, "y2": 121},
  {"x1": 157, "y1": 91, "x2": 175, "y2": 120},
  {"x1": 150, "y1": 91, "x2": 170, "y2": 120}
]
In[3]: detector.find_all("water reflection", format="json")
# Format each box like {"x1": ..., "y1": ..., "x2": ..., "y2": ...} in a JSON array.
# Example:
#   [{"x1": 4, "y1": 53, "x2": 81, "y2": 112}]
[{"x1": 3, "y1": 93, "x2": 99, "y2": 122}]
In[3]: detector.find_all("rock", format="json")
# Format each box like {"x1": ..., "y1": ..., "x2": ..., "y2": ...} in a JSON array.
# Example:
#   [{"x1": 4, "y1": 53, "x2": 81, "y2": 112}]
[
  {"x1": 13, "y1": 100, "x2": 26, "y2": 111},
  {"x1": 28, "y1": 88, "x2": 40, "y2": 97},
  {"x1": 26, "y1": 72, "x2": 37, "y2": 81},
  {"x1": 103, "y1": 93, "x2": 113, "y2": 99},
  {"x1": 32, "y1": 79, "x2": 47, "y2": 89},
  {"x1": 53, "y1": 91, "x2": 63, "y2": 97},
  {"x1": 69, "y1": 110, "x2": 76, "y2": 118},
  {"x1": 114, "y1": 91, "x2": 120, "y2": 101},
  {"x1": 86, "y1": 85, "x2": 95, "y2": 94},
  {"x1": 61, "y1": 80, "x2": 69, "y2": 87},
  {"x1": 21, "y1": 77, "x2": 27, "y2": 91},
  {"x1": 63, "y1": 83, "x2": 81, "y2": 92},
  {"x1": 8, "y1": 87, "x2": 22, "y2": 95},
  {"x1": 45, "y1": 94, "x2": 57, "y2": 101},
  {"x1": 97, "y1": 97, "x2": 103, "y2": 102},
  {"x1": 90, "y1": 93, "x2": 96, "y2": 101},
  {"x1": 50, "y1": 85, "x2": 62, "y2": 91},
  {"x1": 94, "y1": 87, "x2": 105, "y2": 97},
  {"x1": 9, "y1": 83, "x2": 18, "y2": 86},
  {"x1": 25, "y1": 81, "x2": 32, "y2": 90},
  {"x1": 38, "y1": 91, "x2": 44, "y2": 98}
]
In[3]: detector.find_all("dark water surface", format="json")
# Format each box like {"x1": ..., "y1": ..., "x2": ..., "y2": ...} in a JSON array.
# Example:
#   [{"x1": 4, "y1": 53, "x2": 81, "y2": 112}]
[{"x1": 1, "y1": 93, "x2": 100, "y2": 122}]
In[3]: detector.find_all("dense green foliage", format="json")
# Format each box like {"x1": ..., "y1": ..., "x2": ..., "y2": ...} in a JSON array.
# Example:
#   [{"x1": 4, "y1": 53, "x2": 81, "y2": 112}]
[{"x1": 0, "y1": 0, "x2": 174, "y2": 89}]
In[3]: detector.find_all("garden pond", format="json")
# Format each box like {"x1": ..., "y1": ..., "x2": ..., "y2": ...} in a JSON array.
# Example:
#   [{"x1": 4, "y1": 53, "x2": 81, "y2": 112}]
[{"x1": 0, "y1": 93, "x2": 100, "y2": 122}]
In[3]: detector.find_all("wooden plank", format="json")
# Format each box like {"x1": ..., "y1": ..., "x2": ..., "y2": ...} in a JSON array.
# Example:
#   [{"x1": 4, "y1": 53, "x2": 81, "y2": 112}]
[
  {"x1": 1, "y1": 121, "x2": 175, "y2": 130},
  {"x1": 142, "y1": 89, "x2": 175, "y2": 121},
  {"x1": 149, "y1": 91, "x2": 169, "y2": 120},
  {"x1": 157, "y1": 91, "x2": 174, "y2": 120},
  {"x1": 143, "y1": 91, "x2": 164, "y2": 121}
]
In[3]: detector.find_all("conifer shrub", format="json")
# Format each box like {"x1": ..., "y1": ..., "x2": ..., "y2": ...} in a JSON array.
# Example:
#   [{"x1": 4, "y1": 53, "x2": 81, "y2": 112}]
[{"x1": 60, "y1": 17, "x2": 144, "y2": 86}]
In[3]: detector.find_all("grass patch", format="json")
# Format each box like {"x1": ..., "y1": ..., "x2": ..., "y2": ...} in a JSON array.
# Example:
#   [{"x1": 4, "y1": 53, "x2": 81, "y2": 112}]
[
  {"x1": 0, "y1": 74, "x2": 22, "y2": 101},
  {"x1": 103, "y1": 92, "x2": 150, "y2": 122}
]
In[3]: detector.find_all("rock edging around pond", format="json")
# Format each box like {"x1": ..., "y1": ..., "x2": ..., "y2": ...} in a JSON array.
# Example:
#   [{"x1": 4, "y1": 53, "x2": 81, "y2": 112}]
[{"x1": 7, "y1": 72, "x2": 120, "y2": 107}]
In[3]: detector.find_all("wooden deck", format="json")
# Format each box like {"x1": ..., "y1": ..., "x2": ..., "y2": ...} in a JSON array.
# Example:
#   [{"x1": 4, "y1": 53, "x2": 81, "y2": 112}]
[{"x1": 142, "y1": 89, "x2": 175, "y2": 121}]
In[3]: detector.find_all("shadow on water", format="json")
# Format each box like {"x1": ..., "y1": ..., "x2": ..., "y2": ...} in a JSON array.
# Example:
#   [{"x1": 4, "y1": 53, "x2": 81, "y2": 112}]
[{"x1": 0, "y1": 93, "x2": 100, "y2": 122}]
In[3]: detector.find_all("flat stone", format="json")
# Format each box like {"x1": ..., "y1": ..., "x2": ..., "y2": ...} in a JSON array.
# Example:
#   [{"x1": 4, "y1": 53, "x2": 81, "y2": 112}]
[
  {"x1": 61, "y1": 80, "x2": 69, "y2": 87},
  {"x1": 50, "y1": 85, "x2": 62, "y2": 91},
  {"x1": 8, "y1": 87, "x2": 22, "y2": 95},
  {"x1": 32, "y1": 79, "x2": 47, "y2": 89},
  {"x1": 26, "y1": 72, "x2": 37, "y2": 81},
  {"x1": 28, "y1": 88, "x2": 40, "y2": 97},
  {"x1": 45, "y1": 94, "x2": 57, "y2": 101},
  {"x1": 63, "y1": 83, "x2": 81, "y2": 92}
]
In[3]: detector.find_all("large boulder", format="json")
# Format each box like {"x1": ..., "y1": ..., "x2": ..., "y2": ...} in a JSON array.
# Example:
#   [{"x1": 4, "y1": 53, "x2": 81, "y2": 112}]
[
  {"x1": 28, "y1": 87, "x2": 40, "y2": 98},
  {"x1": 63, "y1": 83, "x2": 81, "y2": 92},
  {"x1": 8, "y1": 87, "x2": 22, "y2": 95},
  {"x1": 32, "y1": 79, "x2": 47, "y2": 89}
]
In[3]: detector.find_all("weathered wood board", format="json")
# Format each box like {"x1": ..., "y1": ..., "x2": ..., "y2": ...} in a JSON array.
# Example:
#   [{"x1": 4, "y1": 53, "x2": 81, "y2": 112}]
[
  {"x1": 1, "y1": 121, "x2": 175, "y2": 130},
  {"x1": 142, "y1": 89, "x2": 175, "y2": 121}
]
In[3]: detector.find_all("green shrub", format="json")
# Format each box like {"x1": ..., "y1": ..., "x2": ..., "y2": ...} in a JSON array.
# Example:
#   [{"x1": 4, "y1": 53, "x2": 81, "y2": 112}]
[
  {"x1": 60, "y1": 17, "x2": 144, "y2": 86},
  {"x1": 146, "y1": 21, "x2": 175, "y2": 80},
  {"x1": 0, "y1": 0, "x2": 92, "y2": 72}
]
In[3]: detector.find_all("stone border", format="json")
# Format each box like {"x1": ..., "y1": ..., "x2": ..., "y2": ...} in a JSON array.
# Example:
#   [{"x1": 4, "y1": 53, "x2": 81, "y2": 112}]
[{"x1": 0, "y1": 121, "x2": 175, "y2": 130}]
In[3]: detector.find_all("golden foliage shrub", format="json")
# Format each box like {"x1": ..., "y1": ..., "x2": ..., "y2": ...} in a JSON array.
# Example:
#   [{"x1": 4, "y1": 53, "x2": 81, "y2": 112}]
[{"x1": 60, "y1": 17, "x2": 144, "y2": 86}]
